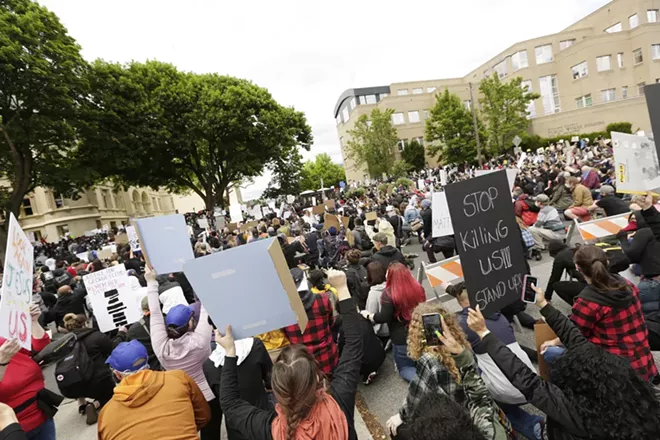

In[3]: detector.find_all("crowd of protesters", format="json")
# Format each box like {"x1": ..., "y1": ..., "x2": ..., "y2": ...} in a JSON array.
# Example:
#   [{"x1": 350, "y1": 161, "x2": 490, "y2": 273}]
[{"x1": 1, "y1": 135, "x2": 660, "y2": 440}]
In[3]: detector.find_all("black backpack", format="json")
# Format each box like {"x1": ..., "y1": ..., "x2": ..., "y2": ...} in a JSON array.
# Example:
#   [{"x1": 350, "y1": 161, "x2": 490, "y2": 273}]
[
  {"x1": 358, "y1": 229, "x2": 374, "y2": 251},
  {"x1": 54, "y1": 333, "x2": 94, "y2": 388}
]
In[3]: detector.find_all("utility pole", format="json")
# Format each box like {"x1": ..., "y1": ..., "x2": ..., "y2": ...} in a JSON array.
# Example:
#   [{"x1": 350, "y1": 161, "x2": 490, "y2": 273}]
[{"x1": 469, "y1": 82, "x2": 483, "y2": 167}]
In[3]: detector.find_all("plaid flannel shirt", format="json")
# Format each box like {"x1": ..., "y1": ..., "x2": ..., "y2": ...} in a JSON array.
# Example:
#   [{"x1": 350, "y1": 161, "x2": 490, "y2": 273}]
[
  {"x1": 283, "y1": 293, "x2": 338, "y2": 374},
  {"x1": 571, "y1": 285, "x2": 658, "y2": 381}
]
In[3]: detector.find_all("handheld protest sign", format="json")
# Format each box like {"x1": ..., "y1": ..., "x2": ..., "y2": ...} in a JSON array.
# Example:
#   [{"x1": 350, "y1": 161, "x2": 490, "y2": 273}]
[
  {"x1": 432, "y1": 192, "x2": 453, "y2": 237},
  {"x1": 312, "y1": 204, "x2": 325, "y2": 215},
  {"x1": 323, "y1": 213, "x2": 341, "y2": 230},
  {"x1": 611, "y1": 132, "x2": 660, "y2": 194},
  {"x1": 445, "y1": 170, "x2": 526, "y2": 317},
  {"x1": 325, "y1": 199, "x2": 336, "y2": 211},
  {"x1": 183, "y1": 237, "x2": 308, "y2": 339},
  {"x1": 115, "y1": 233, "x2": 129, "y2": 245},
  {"x1": 135, "y1": 214, "x2": 194, "y2": 274},
  {"x1": 365, "y1": 211, "x2": 378, "y2": 221},
  {"x1": 0, "y1": 214, "x2": 34, "y2": 349},
  {"x1": 83, "y1": 264, "x2": 142, "y2": 333},
  {"x1": 132, "y1": 221, "x2": 151, "y2": 269},
  {"x1": 126, "y1": 225, "x2": 141, "y2": 252},
  {"x1": 240, "y1": 221, "x2": 259, "y2": 233}
]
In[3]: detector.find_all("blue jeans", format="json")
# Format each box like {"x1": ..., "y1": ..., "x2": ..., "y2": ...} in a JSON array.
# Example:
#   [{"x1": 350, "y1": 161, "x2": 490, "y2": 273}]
[
  {"x1": 638, "y1": 279, "x2": 660, "y2": 315},
  {"x1": 542, "y1": 346, "x2": 566, "y2": 365},
  {"x1": 27, "y1": 418, "x2": 56, "y2": 440},
  {"x1": 497, "y1": 402, "x2": 543, "y2": 440},
  {"x1": 392, "y1": 344, "x2": 416, "y2": 383}
]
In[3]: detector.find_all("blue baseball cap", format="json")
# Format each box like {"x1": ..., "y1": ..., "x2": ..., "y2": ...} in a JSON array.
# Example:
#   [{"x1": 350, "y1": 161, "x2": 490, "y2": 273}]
[
  {"x1": 106, "y1": 340, "x2": 148, "y2": 372},
  {"x1": 165, "y1": 304, "x2": 194, "y2": 328}
]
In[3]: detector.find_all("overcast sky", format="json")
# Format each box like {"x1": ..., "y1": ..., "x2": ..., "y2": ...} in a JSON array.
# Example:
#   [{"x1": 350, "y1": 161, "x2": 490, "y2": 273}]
[{"x1": 39, "y1": 0, "x2": 608, "y2": 199}]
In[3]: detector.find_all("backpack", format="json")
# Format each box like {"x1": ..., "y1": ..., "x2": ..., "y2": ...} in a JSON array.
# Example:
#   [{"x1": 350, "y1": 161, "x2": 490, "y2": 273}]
[
  {"x1": 358, "y1": 229, "x2": 373, "y2": 251},
  {"x1": 54, "y1": 333, "x2": 94, "y2": 388},
  {"x1": 54, "y1": 273, "x2": 71, "y2": 288}
]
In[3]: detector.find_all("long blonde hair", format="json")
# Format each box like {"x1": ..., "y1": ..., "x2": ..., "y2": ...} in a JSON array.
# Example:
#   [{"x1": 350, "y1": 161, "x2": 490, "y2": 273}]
[{"x1": 407, "y1": 302, "x2": 469, "y2": 383}]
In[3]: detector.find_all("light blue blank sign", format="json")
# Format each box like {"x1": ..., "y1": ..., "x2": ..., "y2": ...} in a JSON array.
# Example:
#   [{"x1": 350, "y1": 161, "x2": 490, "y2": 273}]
[
  {"x1": 135, "y1": 214, "x2": 194, "y2": 274},
  {"x1": 183, "y1": 238, "x2": 301, "y2": 340}
]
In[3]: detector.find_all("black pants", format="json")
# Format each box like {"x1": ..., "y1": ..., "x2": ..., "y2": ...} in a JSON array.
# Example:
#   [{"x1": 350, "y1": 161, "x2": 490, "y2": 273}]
[
  {"x1": 426, "y1": 246, "x2": 454, "y2": 264},
  {"x1": 550, "y1": 281, "x2": 586, "y2": 306},
  {"x1": 648, "y1": 329, "x2": 660, "y2": 351},
  {"x1": 60, "y1": 375, "x2": 115, "y2": 407},
  {"x1": 200, "y1": 397, "x2": 222, "y2": 440}
]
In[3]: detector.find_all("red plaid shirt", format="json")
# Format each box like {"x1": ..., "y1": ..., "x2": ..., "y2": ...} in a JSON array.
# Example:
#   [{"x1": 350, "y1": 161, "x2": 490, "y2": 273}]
[
  {"x1": 283, "y1": 293, "x2": 338, "y2": 374},
  {"x1": 571, "y1": 284, "x2": 657, "y2": 381}
]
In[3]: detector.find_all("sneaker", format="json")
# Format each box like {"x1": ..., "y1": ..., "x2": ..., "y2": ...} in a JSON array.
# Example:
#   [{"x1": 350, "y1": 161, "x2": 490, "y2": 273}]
[
  {"x1": 78, "y1": 405, "x2": 87, "y2": 415},
  {"x1": 363, "y1": 371, "x2": 378, "y2": 385},
  {"x1": 85, "y1": 404, "x2": 98, "y2": 425}
]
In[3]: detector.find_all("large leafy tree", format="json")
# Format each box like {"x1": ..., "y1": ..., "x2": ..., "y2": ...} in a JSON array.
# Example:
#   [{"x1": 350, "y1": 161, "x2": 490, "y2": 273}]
[
  {"x1": 262, "y1": 145, "x2": 304, "y2": 199},
  {"x1": 0, "y1": 0, "x2": 90, "y2": 230},
  {"x1": 401, "y1": 139, "x2": 426, "y2": 171},
  {"x1": 345, "y1": 108, "x2": 397, "y2": 178},
  {"x1": 425, "y1": 89, "x2": 483, "y2": 164},
  {"x1": 479, "y1": 74, "x2": 540, "y2": 155},
  {"x1": 77, "y1": 61, "x2": 312, "y2": 209},
  {"x1": 300, "y1": 153, "x2": 346, "y2": 191}
]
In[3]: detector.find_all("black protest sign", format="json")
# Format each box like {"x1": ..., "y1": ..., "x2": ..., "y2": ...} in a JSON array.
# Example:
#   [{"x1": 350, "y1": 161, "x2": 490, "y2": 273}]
[
  {"x1": 645, "y1": 83, "x2": 660, "y2": 160},
  {"x1": 445, "y1": 170, "x2": 526, "y2": 316}
]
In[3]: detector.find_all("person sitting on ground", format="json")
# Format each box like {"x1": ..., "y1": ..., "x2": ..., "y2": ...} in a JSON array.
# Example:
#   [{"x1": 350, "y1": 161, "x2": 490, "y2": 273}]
[
  {"x1": 588, "y1": 184, "x2": 629, "y2": 217},
  {"x1": 541, "y1": 245, "x2": 658, "y2": 383},
  {"x1": 203, "y1": 336, "x2": 273, "y2": 440},
  {"x1": 445, "y1": 283, "x2": 542, "y2": 440},
  {"x1": 467, "y1": 286, "x2": 660, "y2": 440},
  {"x1": 282, "y1": 268, "x2": 338, "y2": 375},
  {"x1": 98, "y1": 340, "x2": 211, "y2": 440},
  {"x1": 527, "y1": 194, "x2": 566, "y2": 250},
  {"x1": 218, "y1": 269, "x2": 363, "y2": 440},
  {"x1": 563, "y1": 176, "x2": 594, "y2": 222},
  {"x1": 549, "y1": 173, "x2": 573, "y2": 213},
  {"x1": 543, "y1": 241, "x2": 586, "y2": 306},
  {"x1": 126, "y1": 296, "x2": 162, "y2": 371},
  {"x1": 57, "y1": 313, "x2": 127, "y2": 425},
  {"x1": 344, "y1": 249, "x2": 370, "y2": 310},
  {"x1": 364, "y1": 262, "x2": 389, "y2": 345},
  {"x1": 513, "y1": 188, "x2": 539, "y2": 228},
  {"x1": 368, "y1": 232, "x2": 405, "y2": 269},
  {"x1": 386, "y1": 303, "x2": 510, "y2": 440}
]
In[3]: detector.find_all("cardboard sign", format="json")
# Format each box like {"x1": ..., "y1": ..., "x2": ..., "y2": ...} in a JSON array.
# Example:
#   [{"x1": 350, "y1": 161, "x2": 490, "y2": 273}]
[
  {"x1": 83, "y1": 264, "x2": 142, "y2": 333},
  {"x1": 249, "y1": 206, "x2": 263, "y2": 220},
  {"x1": 215, "y1": 214, "x2": 226, "y2": 230},
  {"x1": 325, "y1": 199, "x2": 336, "y2": 211},
  {"x1": 115, "y1": 233, "x2": 129, "y2": 245},
  {"x1": 365, "y1": 211, "x2": 378, "y2": 221},
  {"x1": 227, "y1": 223, "x2": 238, "y2": 231},
  {"x1": 135, "y1": 214, "x2": 194, "y2": 274},
  {"x1": 323, "y1": 213, "x2": 341, "y2": 230},
  {"x1": 432, "y1": 192, "x2": 454, "y2": 237},
  {"x1": 126, "y1": 225, "x2": 141, "y2": 252},
  {"x1": 445, "y1": 170, "x2": 526, "y2": 316},
  {"x1": 76, "y1": 252, "x2": 90, "y2": 263},
  {"x1": 474, "y1": 169, "x2": 518, "y2": 191},
  {"x1": 0, "y1": 214, "x2": 34, "y2": 349},
  {"x1": 197, "y1": 218, "x2": 209, "y2": 229},
  {"x1": 611, "y1": 132, "x2": 660, "y2": 194},
  {"x1": 97, "y1": 249, "x2": 113, "y2": 261},
  {"x1": 183, "y1": 237, "x2": 308, "y2": 339},
  {"x1": 535, "y1": 322, "x2": 558, "y2": 380},
  {"x1": 312, "y1": 204, "x2": 325, "y2": 215},
  {"x1": 240, "y1": 221, "x2": 259, "y2": 232},
  {"x1": 229, "y1": 204, "x2": 243, "y2": 223}
]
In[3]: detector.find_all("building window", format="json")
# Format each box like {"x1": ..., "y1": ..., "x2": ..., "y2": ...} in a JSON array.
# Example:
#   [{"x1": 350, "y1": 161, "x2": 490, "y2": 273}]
[
  {"x1": 511, "y1": 50, "x2": 529, "y2": 71},
  {"x1": 349, "y1": 97, "x2": 356, "y2": 111},
  {"x1": 493, "y1": 59, "x2": 507, "y2": 78},
  {"x1": 630, "y1": 14, "x2": 639, "y2": 29},
  {"x1": 521, "y1": 80, "x2": 536, "y2": 119},
  {"x1": 576, "y1": 94, "x2": 593, "y2": 108},
  {"x1": 559, "y1": 39, "x2": 575, "y2": 51},
  {"x1": 539, "y1": 75, "x2": 560, "y2": 114},
  {"x1": 413, "y1": 137, "x2": 424, "y2": 146},
  {"x1": 571, "y1": 61, "x2": 588, "y2": 79},
  {"x1": 358, "y1": 96, "x2": 366, "y2": 105},
  {"x1": 605, "y1": 22, "x2": 622, "y2": 33},
  {"x1": 638, "y1": 82, "x2": 647, "y2": 96},
  {"x1": 22, "y1": 198, "x2": 33, "y2": 216},
  {"x1": 58, "y1": 224, "x2": 70, "y2": 237},
  {"x1": 102, "y1": 190, "x2": 111, "y2": 209},
  {"x1": 617, "y1": 52, "x2": 624, "y2": 68},
  {"x1": 408, "y1": 111, "x2": 420, "y2": 123},
  {"x1": 535, "y1": 44, "x2": 553, "y2": 64},
  {"x1": 649, "y1": 10, "x2": 659, "y2": 23},
  {"x1": 342, "y1": 107, "x2": 349, "y2": 123},
  {"x1": 392, "y1": 112, "x2": 405, "y2": 125},
  {"x1": 53, "y1": 193, "x2": 64, "y2": 209},
  {"x1": 397, "y1": 139, "x2": 407, "y2": 152},
  {"x1": 596, "y1": 55, "x2": 611, "y2": 72},
  {"x1": 365, "y1": 94, "x2": 376, "y2": 104},
  {"x1": 380, "y1": 93, "x2": 388, "y2": 99},
  {"x1": 464, "y1": 100, "x2": 471, "y2": 111},
  {"x1": 427, "y1": 87, "x2": 436, "y2": 93},
  {"x1": 115, "y1": 192, "x2": 125, "y2": 209},
  {"x1": 412, "y1": 88, "x2": 423, "y2": 95},
  {"x1": 622, "y1": 86, "x2": 628, "y2": 99},
  {"x1": 424, "y1": 110, "x2": 430, "y2": 119},
  {"x1": 634, "y1": 48, "x2": 644, "y2": 64},
  {"x1": 652, "y1": 44, "x2": 660, "y2": 60},
  {"x1": 397, "y1": 90, "x2": 409, "y2": 96},
  {"x1": 336, "y1": 115, "x2": 342, "y2": 125},
  {"x1": 601, "y1": 88, "x2": 616, "y2": 102}
]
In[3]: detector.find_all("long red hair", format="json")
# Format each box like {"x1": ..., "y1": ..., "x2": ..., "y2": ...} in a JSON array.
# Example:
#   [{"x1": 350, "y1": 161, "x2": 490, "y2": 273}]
[{"x1": 386, "y1": 262, "x2": 426, "y2": 322}]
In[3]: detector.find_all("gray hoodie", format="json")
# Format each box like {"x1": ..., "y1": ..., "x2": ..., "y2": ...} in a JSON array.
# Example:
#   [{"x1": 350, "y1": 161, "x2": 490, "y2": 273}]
[{"x1": 365, "y1": 282, "x2": 389, "y2": 337}]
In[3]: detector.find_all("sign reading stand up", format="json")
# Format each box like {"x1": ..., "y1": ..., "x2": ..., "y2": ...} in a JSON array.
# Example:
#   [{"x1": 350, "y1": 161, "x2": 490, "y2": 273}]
[{"x1": 445, "y1": 170, "x2": 526, "y2": 316}]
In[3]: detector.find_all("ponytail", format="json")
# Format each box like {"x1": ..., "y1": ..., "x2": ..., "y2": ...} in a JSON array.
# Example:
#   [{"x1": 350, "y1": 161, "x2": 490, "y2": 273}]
[
  {"x1": 574, "y1": 246, "x2": 630, "y2": 292},
  {"x1": 445, "y1": 282, "x2": 466, "y2": 299}
]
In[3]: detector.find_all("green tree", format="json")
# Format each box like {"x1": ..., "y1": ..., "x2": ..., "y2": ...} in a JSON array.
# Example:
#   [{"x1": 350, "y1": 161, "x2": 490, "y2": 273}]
[
  {"x1": 425, "y1": 89, "x2": 483, "y2": 164},
  {"x1": 77, "y1": 62, "x2": 312, "y2": 210},
  {"x1": 262, "y1": 145, "x2": 304, "y2": 199},
  {"x1": 0, "y1": 0, "x2": 91, "y2": 230},
  {"x1": 300, "y1": 153, "x2": 346, "y2": 191},
  {"x1": 390, "y1": 160, "x2": 413, "y2": 179},
  {"x1": 345, "y1": 108, "x2": 397, "y2": 178},
  {"x1": 479, "y1": 74, "x2": 540, "y2": 155},
  {"x1": 401, "y1": 139, "x2": 426, "y2": 171}
]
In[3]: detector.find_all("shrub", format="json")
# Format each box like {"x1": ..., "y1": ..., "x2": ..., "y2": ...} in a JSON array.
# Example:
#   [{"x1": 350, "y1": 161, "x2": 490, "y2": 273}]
[
  {"x1": 606, "y1": 122, "x2": 632, "y2": 135},
  {"x1": 345, "y1": 188, "x2": 365, "y2": 199},
  {"x1": 395, "y1": 177, "x2": 413, "y2": 188}
]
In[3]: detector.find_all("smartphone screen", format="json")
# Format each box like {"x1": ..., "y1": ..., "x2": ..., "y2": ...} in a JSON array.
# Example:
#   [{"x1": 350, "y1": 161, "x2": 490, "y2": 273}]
[
  {"x1": 522, "y1": 275, "x2": 538, "y2": 303},
  {"x1": 422, "y1": 313, "x2": 443, "y2": 346}
]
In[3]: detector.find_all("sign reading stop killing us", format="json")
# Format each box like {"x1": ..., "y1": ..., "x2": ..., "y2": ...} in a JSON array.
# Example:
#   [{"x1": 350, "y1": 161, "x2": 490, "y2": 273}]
[
  {"x1": 0, "y1": 214, "x2": 34, "y2": 349},
  {"x1": 445, "y1": 170, "x2": 526, "y2": 316}
]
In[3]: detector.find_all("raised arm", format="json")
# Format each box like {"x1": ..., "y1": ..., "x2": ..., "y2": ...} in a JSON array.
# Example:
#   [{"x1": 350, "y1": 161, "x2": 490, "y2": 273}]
[{"x1": 144, "y1": 270, "x2": 168, "y2": 358}]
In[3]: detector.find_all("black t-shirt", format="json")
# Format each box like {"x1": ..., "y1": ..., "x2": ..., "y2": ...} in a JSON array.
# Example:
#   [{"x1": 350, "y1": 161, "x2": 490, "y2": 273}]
[
  {"x1": 284, "y1": 241, "x2": 304, "y2": 268},
  {"x1": 596, "y1": 195, "x2": 629, "y2": 216}
]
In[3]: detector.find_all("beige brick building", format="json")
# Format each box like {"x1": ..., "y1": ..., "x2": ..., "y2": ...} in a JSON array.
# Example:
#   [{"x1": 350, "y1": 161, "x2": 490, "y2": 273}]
[
  {"x1": 1, "y1": 186, "x2": 176, "y2": 243},
  {"x1": 335, "y1": 0, "x2": 660, "y2": 182}
]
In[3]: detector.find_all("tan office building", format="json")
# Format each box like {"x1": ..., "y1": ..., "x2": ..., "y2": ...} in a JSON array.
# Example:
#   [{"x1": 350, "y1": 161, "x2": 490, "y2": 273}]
[
  {"x1": 335, "y1": 0, "x2": 660, "y2": 182},
  {"x1": 1, "y1": 185, "x2": 176, "y2": 242}
]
